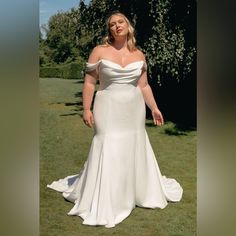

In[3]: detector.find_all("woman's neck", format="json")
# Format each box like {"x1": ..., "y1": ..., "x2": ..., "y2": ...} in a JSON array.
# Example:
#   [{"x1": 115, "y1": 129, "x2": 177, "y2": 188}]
[{"x1": 112, "y1": 37, "x2": 128, "y2": 51}]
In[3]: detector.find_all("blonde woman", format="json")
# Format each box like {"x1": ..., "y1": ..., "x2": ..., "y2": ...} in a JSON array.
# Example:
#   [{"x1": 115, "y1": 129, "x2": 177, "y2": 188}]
[{"x1": 47, "y1": 12, "x2": 183, "y2": 228}]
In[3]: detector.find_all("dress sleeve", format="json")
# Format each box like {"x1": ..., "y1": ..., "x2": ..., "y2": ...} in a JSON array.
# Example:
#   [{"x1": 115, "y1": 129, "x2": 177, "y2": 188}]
[{"x1": 86, "y1": 60, "x2": 101, "y2": 72}]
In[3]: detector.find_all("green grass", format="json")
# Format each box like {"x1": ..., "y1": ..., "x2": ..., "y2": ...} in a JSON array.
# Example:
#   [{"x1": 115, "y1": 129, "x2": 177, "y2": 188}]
[{"x1": 40, "y1": 78, "x2": 196, "y2": 235}]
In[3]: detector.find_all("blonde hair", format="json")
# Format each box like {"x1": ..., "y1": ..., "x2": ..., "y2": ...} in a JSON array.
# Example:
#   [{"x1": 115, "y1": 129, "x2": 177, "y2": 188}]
[{"x1": 103, "y1": 12, "x2": 137, "y2": 51}]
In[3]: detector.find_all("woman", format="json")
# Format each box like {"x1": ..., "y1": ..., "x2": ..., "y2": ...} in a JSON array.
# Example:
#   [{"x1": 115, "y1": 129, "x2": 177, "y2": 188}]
[{"x1": 47, "y1": 12, "x2": 183, "y2": 228}]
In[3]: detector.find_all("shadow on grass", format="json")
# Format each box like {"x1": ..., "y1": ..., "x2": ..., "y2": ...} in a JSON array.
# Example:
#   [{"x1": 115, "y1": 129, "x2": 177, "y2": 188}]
[
  {"x1": 75, "y1": 90, "x2": 100, "y2": 99},
  {"x1": 49, "y1": 101, "x2": 84, "y2": 117},
  {"x1": 74, "y1": 91, "x2": 83, "y2": 98},
  {"x1": 73, "y1": 79, "x2": 84, "y2": 84},
  {"x1": 164, "y1": 122, "x2": 196, "y2": 136},
  {"x1": 164, "y1": 126, "x2": 187, "y2": 136},
  {"x1": 65, "y1": 101, "x2": 83, "y2": 106},
  {"x1": 49, "y1": 101, "x2": 82, "y2": 106},
  {"x1": 61, "y1": 91, "x2": 97, "y2": 117},
  {"x1": 60, "y1": 113, "x2": 79, "y2": 116},
  {"x1": 49, "y1": 101, "x2": 83, "y2": 109},
  {"x1": 145, "y1": 119, "x2": 196, "y2": 136}
]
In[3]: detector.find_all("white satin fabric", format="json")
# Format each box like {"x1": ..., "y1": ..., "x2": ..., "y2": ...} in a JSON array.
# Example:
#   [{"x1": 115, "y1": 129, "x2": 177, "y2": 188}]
[{"x1": 47, "y1": 59, "x2": 183, "y2": 228}]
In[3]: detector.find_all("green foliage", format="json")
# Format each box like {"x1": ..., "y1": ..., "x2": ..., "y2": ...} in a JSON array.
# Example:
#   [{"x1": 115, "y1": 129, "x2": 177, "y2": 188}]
[
  {"x1": 50, "y1": 39, "x2": 77, "y2": 64},
  {"x1": 39, "y1": 42, "x2": 52, "y2": 66},
  {"x1": 39, "y1": 0, "x2": 196, "y2": 85},
  {"x1": 143, "y1": 0, "x2": 196, "y2": 85},
  {"x1": 164, "y1": 122, "x2": 188, "y2": 135},
  {"x1": 41, "y1": 10, "x2": 80, "y2": 64},
  {"x1": 61, "y1": 61, "x2": 85, "y2": 79},
  {"x1": 40, "y1": 58, "x2": 86, "y2": 79},
  {"x1": 40, "y1": 66, "x2": 62, "y2": 78},
  {"x1": 75, "y1": 0, "x2": 119, "y2": 58}
]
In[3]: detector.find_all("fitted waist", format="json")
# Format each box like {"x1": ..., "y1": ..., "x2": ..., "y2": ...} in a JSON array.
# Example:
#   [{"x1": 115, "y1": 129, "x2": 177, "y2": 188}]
[
  {"x1": 97, "y1": 83, "x2": 138, "y2": 91},
  {"x1": 95, "y1": 85, "x2": 143, "y2": 104}
]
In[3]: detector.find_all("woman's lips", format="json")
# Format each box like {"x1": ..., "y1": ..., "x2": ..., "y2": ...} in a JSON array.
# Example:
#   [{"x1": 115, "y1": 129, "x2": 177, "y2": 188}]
[{"x1": 117, "y1": 29, "x2": 122, "y2": 33}]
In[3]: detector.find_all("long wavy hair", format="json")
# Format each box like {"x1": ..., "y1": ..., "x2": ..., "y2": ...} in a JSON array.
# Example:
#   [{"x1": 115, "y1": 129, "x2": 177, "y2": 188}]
[{"x1": 103, "y1": 12, "x2": 137, "y2": 51}]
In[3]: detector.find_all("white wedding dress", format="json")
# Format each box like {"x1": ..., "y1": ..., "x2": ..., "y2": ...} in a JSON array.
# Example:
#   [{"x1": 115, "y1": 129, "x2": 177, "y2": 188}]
[{"x1": 47, "y1": 59, "x2": 183, "y2": 228}]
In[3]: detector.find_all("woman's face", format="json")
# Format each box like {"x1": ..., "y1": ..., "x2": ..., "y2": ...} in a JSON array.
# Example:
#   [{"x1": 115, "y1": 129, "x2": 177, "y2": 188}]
[{"x1": 109, "y1": 15, "x2": 129, "y2": 39}]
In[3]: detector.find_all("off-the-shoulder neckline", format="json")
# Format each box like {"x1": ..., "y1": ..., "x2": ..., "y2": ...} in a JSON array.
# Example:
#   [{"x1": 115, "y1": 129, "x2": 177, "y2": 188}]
[{"x1": 86, "y1": 59, "x2": 146, "y2": 69}]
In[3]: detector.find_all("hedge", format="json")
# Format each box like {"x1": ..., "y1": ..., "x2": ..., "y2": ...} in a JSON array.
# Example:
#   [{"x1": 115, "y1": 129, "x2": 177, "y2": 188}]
[{"x1": 40, "y1": 61, "x2": 85, "y2": 79}]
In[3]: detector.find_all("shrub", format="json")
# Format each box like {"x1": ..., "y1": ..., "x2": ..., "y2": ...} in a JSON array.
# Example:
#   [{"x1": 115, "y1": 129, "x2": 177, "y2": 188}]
[
  {"x1": 40, "y1": 66, "x2": 62, "y2": 78},
  {"x1": 40, "y1": 57, "x2": 86, "y2": 79},
  {"x1": 61, "y1": 62, "x2": 84, "y2": 80}
]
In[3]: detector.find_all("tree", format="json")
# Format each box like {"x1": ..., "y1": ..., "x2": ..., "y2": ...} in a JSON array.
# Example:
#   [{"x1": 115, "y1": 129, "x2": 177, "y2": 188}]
[
  {"x1": 144, "y1": 0, "x2": 196, "y2": 85},
  {"x1": 39, "y1": 0, "x2": 196, "y2": 126},
  {"x1": 42, "y1": 10, "x2": 80, "y2": 64}
]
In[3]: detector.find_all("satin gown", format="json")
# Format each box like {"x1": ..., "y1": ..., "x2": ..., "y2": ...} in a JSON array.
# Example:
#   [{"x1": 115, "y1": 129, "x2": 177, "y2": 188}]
[{"x1": 47, "y1": 59, "x2": 183, "y2": 228}]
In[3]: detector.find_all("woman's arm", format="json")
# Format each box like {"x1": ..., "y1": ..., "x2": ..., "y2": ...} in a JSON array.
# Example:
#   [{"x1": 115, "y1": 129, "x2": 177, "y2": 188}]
[
  {"x1": 82, "y1": 74, "x2": 96, "y2": 127},
  {"x1": 137, "y1": 69, "x2": 164, "y2": 126},
  {"x1": 82, "y1": 46, "x2": 101, "y2": 128}
]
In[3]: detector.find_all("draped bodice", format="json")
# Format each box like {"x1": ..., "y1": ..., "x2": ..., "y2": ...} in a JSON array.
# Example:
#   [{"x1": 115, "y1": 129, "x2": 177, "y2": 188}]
[{"x1": 86, "y1": 59, "x2": 147, "y2": 90}]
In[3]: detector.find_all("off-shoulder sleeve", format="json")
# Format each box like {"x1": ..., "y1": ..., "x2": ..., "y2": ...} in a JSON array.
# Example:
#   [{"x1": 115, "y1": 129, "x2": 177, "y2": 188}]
[{"x1": 85, "y1": 60, "x2": 101, "y2": 72}]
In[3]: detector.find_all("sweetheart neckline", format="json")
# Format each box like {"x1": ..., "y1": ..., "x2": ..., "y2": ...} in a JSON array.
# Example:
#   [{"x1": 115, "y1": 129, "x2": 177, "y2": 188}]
[
  {"x1": 100, "y1": 59, "x2": 145, "y2": 69},
  {"x1": 86, "y1": 59, "x2": 146, "y2": 69}
]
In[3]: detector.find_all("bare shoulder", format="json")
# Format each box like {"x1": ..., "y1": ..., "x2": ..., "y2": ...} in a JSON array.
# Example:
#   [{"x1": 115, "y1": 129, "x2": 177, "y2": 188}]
[
  {"x1": 93, "y1": 44, "x2": 109, "y2": 52},
  {"x1": 134, "y1": 49, "x2": 146, "y2": 61},
  {"x1": 88, "y1": 44, "x2": 109, "y2": 63}
]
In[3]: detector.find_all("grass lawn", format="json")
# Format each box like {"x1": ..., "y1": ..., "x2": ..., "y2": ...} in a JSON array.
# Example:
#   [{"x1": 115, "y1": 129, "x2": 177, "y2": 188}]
[{"x1": 40, "y1": 78, "x2": 196, "y2": 235}]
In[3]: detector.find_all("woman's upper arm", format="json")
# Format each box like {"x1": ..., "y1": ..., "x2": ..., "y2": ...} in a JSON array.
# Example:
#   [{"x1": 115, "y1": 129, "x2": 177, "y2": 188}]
[
  {"x1": 84, "y1": 73, "x2": 97, "y2": 86},
  {"x1": 85, "y1": 46, "x2": 102, "y2": 82},
  {"x1": 137, "y1": 50, "x2": 148, "y2": 89},
  {"x1": 137, "y1": 70, "x2": 148, "y2": 89}
]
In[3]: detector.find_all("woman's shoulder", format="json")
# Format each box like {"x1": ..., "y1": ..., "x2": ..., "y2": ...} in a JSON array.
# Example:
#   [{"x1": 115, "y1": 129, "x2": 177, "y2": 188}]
[
  {"x1": 88, "y1": 44, "x2": 110, "y2": 62},
  {"x1": 133, "y1": 48, "x2": 146, "y2": 61},
  {"x1": 92, "y1": 44, "x2": 110, "y2": 53}
]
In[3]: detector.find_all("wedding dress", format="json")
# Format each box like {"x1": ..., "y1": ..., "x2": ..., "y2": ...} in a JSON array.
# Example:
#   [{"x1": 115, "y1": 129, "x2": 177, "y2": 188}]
[{"x1": 47, "y1": 59, "x2": 183, "y2": 228}]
